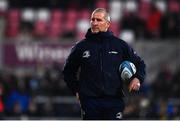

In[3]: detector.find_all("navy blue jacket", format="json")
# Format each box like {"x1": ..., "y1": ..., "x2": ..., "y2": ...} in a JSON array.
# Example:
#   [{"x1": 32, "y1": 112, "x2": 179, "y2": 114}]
[{"x1": 62, "y1": 29, "x2": 146, "y2": 98}]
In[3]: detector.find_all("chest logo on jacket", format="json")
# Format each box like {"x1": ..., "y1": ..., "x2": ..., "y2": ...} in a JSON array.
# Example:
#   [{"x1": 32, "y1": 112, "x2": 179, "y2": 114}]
[
  {"x1": 83, "y1": 50, "x2": 90, "y2": 58},
  {"x1": 108, "y1": 51, "x2": 118, "y2": 54}
]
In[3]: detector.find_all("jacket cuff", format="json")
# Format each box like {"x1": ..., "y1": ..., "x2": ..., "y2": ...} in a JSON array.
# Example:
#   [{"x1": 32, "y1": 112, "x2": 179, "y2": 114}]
[{"x1": 131, "y1": 74, "x2": 144, "y2": 84}]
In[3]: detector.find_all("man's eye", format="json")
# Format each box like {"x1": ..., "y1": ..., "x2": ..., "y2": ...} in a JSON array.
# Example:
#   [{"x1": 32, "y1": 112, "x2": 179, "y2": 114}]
[
  {"x1": 91, "y1": 18, "x2": 102, "y2": 22},
  {"x1": 91, "y1": 18, "x2": 95, "y2": 21},
  {"x1": 97, "y1": 19, "x2": 102, "y2": 21}
]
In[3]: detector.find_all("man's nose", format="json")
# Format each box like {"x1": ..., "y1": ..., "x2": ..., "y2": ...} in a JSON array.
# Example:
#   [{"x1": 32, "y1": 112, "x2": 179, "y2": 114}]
[{"x1": 92, "y1": 20, "x2": 98, "y2": 25}]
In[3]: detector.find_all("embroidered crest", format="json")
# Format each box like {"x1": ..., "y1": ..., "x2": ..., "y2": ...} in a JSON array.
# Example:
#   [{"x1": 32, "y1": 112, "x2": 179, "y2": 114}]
[
  {"x1": 83, "y1": 50, "x2": 90, "y2": 58},
  {"x1": 116, "y1": 112, "x2": 123, "y2": 119}
]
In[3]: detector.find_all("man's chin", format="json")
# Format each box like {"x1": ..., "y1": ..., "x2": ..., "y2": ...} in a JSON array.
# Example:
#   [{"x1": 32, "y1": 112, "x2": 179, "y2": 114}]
[{"x1": 91, "y1": 30, "x2": 99, "y2": 33}]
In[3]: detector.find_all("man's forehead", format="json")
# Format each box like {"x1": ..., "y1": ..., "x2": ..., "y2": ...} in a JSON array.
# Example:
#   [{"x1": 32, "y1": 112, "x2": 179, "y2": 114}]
[{"x1": 91, "y1": 12, "x2": 105, "y2": 18}]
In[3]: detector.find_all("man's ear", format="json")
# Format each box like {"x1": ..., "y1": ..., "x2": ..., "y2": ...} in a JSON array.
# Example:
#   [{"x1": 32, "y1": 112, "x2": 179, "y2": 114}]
[{"x1": 107, "y1": 21, "x2": 111, "y2": 28}]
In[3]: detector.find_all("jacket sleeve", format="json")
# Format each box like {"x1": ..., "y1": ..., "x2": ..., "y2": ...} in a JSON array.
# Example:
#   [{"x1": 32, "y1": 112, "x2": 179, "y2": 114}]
[
  {"x1": 123, "y1": 42, "x2": 146, "y2": 84},
  {"x1": 62, "y1": 44, "x2": 81, "y2": 95}
]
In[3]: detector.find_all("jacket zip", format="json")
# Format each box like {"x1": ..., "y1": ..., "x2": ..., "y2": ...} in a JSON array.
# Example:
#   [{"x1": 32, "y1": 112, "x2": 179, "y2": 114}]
[{"x1": 99, "y1": 42, "x2": 105, "y2": 92}]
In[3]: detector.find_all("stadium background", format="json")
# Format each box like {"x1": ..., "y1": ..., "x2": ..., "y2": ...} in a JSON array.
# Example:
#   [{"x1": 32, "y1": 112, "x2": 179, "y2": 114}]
[{"x1": 0, "y1": 0, "x2": 179, "y2": 119}]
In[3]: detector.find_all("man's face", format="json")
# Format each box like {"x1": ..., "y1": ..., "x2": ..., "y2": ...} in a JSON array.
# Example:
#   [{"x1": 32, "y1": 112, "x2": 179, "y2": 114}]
[{"x1": 90, "y1": 12, "x2": 110, "y2": 33}]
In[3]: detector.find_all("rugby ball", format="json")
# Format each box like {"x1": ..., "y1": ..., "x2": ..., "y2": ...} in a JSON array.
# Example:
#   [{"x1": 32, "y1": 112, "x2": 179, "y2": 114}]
[{"x1": 119, "y1": 61, "x2": 136, "y2": 81}]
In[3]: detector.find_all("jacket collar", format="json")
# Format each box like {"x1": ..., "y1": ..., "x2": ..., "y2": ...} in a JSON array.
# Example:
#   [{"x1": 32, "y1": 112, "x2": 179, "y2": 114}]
[{"x1": 85, "y1": 28, "x2": 113, "y2": 40}]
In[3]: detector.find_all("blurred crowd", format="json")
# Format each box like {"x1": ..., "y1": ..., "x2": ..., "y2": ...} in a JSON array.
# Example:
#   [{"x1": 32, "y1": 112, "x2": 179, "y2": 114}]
[
  {"x1": 0, "y1": 0, "x2": 179, "y2": 42},
  {"x1": 0, "y1": 0, "x2": 180, "y2": 119},
  {"x1": 0, "y1": 63, "x2": 80, "y2": 119},
  {"x1": 0, "y1": 62, "x2": 179, "y2": 119}
]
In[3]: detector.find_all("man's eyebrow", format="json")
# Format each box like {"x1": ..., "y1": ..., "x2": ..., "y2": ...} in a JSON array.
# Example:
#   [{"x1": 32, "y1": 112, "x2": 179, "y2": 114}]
[{"x1": 91, "y1": 18, "x2": 103, "y2": 20}]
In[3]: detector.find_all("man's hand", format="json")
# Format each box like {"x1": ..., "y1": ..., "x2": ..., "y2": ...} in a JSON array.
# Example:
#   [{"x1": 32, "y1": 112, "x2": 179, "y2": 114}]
[
  {"x1": 129, "y1": 77, "x2": 141, "y2": 92},
  {"x1": 76, "y1": 92, "x2": 81, "y2": 106},
  {"x1": 76, "y1": 92, "x2": 79, "y2": 100}
]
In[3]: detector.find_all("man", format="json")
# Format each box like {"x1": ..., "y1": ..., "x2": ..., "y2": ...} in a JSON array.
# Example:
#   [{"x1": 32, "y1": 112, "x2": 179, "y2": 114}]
[{"x1": 62, "y1": 8, "x2": 146, "y2": 120}]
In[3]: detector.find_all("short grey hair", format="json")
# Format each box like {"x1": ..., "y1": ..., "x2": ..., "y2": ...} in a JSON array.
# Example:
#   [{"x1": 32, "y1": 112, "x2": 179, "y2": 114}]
[{"x1": 92, "y1": 8, "x2": 111, "y2": 22}]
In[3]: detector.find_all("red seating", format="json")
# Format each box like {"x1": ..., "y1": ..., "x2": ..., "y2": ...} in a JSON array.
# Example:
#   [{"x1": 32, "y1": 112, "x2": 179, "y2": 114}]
[
  {"x1": 79, "y1": 9, "x2": 90, "y2": 19},
  {"x1": 76, "y1": 9, "x2": 90, "y2": 40},
  {"x1": 47, "y1": 9, "x2": 63, "y2": 39},
  {"x1": 51, "y1": 9, "x2": 63, "y2": 22},
  {"x1": 168, "y1": 0, "x2": 179, "y2": 13},
  {"x1": 34, "y1": 20, "x2": 47, "y2": 37},
  {"x1": 2, "y1": 0, "x2": 177, "y2": 41},
  {"x1": 47, "y1": 20, "x2": 62, "y2": 39},
  {"x1": 63, "y1": 9, "x2": 77, "y2": 32},
  {"x1": 5, "y1": 9, "x2": 20, "y2": 38},
  {"x1": 95, "y1": 0, "x2": 108, "y2": 9},
  {"x1": 138, "y1": 0, "x2": 151, "y2": 21}
]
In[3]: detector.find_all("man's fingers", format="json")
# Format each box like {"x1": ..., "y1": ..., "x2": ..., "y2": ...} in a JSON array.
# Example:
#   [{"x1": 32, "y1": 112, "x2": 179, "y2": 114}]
[
  {"x1": 129, "y1": 83, "x2": 140, "y2": 92},
  {"x1": 129, "y1": 85, "x2": 133, "y2": 92}
]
